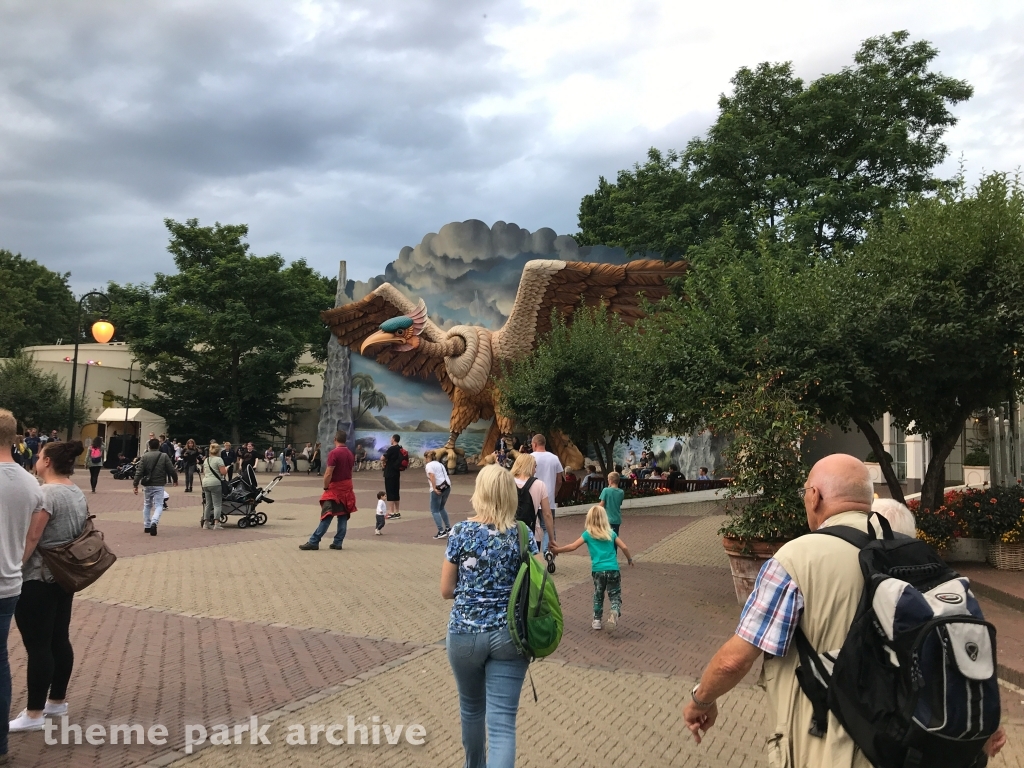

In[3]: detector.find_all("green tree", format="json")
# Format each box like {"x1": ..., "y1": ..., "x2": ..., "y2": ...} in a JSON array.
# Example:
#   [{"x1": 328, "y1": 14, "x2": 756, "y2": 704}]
[
  {"x1": 838, "y1": 173, "x2": 1024, "y2": 513},
  {"x1": 0, "y1": 354, "x2": 87, "y2": 432},
  {"x1": 578, "y1": 31, "x2": 972, "y2": 257},
  {"x1": 647, "y1": 173, "x2": 1024, "y2": 516},
  {"x1": 0, "y1": 250, "x2": 78, "y2": 356},
  {"x1": 108, "y1": 219, "x2": 335, "y2": 443},
  {"x1": 351, "y1": 372, "x2": 388, "y2": 423},
  {"x1": 500, "y1": 305, "x2": 677, "y2": 472}
]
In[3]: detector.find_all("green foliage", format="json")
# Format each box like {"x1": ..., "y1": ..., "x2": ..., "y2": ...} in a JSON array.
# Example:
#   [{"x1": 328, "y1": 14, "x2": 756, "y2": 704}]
[
  {"x1": 107, "y1": 219, "x2": 334, "y2": 442},
  {"x1": 578, "y1": 31, "x2": 971, "y2": 256},
  {"x1": 911, "y1": 486, "x2": 1024, "y2": 548},
  {"x1": 963, "y1": 449, "x2": 990, "y2": 467},
  {"x1": 353, "y1": 373, "x2": 388, "y2": 423},
  {"x1": 0, "y1": 250, "x2": 78, "y2": 356},
  {"x1": 716, "y1": 373, "x2": 814, "y2": 541},
  {"x1": 500, "y1": 305, "x2": 675, "y2": 472},
  {"x1": 841, "y1": 173, "x2": 1024, "y2": 511},
  {"x1": 0, "y1": 353, "x2": 87, "y2": 431}
]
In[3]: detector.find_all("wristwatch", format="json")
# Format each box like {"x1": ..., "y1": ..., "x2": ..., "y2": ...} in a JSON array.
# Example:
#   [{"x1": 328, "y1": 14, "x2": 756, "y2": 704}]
[{"x1": 691, "y1": 684, "x2": 714, "y2": 710}]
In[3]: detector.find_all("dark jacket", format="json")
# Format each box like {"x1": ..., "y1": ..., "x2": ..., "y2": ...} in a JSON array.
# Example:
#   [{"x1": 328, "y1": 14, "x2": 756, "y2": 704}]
[
  {"x1": 382, "y1": 444, "x2": 404, "y2": 479},
  {"x1": 134, "y1": 449, "x2": 178, "y2": 488}
]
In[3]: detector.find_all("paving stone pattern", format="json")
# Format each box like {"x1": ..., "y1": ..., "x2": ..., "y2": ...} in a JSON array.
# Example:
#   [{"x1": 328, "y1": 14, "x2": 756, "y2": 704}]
[{"x1": 4, "y1": 472, "x2": 1022, "y2": 768}]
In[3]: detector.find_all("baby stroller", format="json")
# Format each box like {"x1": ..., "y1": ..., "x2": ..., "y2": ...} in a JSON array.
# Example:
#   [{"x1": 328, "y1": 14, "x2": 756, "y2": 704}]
[
  {"x1": 201, "y1": 462, "x2": 281, "y2": 528},
  {"x1": 110, "y1": 457, "x2": 138, "y2": 480}
]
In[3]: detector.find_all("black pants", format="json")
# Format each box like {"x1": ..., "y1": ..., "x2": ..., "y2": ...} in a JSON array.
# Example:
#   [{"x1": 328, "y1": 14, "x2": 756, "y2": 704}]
[
  {"x1": 15, "y1": 580, "x2": 74, "y2": 711},
  {"x1": 88, "y1": 466, "x2": 101, "y2": 492},
  {"x1": 375, "y1": 514, "x2": 386, "y2": 531},
  {"x1": 384, "y1": 474, "x2": 401, "y2": 502},
  {"x1": 185, "y1": 464, "x2": 196, "y2": 491}
]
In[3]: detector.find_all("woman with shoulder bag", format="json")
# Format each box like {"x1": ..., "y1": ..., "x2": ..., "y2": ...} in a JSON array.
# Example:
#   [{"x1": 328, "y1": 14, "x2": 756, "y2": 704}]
[
  {"x1": 424, "y1": 450, "x2": 452, "y2": 540},
  {"x1": 9, "y1": 441, "x2": 88, "y2": 732},
  {"x1": 440, "y1": 464, "x2": 542, "y2": 768},
  {"x1": 201, "y1": 442, "x2": 229, "y2": 530}
]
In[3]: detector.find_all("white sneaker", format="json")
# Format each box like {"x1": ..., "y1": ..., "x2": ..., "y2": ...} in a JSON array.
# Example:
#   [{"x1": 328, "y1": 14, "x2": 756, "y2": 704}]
[
  {"x1": 44, "y1": 701, "x2": 68, "y2": 716},
  {"x1": 591, "y1": 619, "x2": 602, "y2": 630},
  {"x1": 374, "y1": 529, "x2": 382, "y2": 535},
  {"x1": 213, "y1": 523, "x2": 224, "y2": 530},
  {"x1": 607, "y1": 610, "x2": 619, "y2": 633},
  {"x1": 9, "y1": 710, "x2": 45, "y2": 731}
]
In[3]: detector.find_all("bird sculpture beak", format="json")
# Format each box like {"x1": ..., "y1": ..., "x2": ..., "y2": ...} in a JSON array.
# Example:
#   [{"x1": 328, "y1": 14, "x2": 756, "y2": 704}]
[{"x1": 361, "y1": 330, "x2": 404, "y2": 354}]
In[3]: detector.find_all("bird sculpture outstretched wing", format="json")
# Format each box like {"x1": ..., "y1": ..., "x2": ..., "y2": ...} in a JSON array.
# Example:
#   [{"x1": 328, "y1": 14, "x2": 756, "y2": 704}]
[
  {"x1": 321, "y1": 258, "x2": 689, "y2": 394},
  {"x1": 321, "y1": 284, "x2": 457, "y2": 394},
  {"x1": 492, "y1": 259, "x2": 690, "y2": 361}
]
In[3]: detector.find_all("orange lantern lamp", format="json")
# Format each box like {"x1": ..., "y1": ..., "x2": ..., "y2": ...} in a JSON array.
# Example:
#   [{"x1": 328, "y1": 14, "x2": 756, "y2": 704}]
[{"x1": 91, "y1": 320, "x2": 115, "y2": 344}]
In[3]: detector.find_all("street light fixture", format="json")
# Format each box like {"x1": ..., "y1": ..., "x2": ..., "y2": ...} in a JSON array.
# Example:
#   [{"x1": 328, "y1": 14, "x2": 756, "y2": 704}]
[{"x1": 67, "y1": 291, "x2": 113, "y2": 440}]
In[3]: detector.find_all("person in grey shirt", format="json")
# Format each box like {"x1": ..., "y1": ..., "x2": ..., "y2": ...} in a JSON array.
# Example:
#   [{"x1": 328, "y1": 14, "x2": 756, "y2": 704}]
[
  {"x1": 0, "y1": 409, "x2": 42, "y2": 755},
  {"x1": 133, "y1": 438, "x2": 177, "y2": 536},
  {"x1": 9, "y1": 440, "x2": 87, "y2": 733}
]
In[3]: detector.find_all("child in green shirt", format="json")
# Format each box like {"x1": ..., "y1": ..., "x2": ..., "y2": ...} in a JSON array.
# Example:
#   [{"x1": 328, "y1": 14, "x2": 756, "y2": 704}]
[
  {"x1": 599, "y1": 471, "x2": 625, "y2": 534},
  {"x1": 550, "y1": 505, "x2": 633, "y2": 633}
]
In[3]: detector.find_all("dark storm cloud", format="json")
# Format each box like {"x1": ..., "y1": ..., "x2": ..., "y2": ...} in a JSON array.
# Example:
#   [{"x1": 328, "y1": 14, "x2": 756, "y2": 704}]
[
  {"x1": 0, "y1": 2, "x2": 1021, "y2": 295},
  {"x1": 0, "y1": 0, "x2": 536, "y2": 286}
]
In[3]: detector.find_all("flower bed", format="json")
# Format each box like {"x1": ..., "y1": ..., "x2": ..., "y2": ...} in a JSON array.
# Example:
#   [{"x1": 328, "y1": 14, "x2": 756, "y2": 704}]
[{"x1": 911, "y1": 485, "x2": 1024, "y2": 552}]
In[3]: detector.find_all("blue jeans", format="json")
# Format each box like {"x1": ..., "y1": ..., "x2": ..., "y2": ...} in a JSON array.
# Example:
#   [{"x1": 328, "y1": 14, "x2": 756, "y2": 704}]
[
  {"x1": 430, "y1": 486, "x2": 451, "y2": 531},
  {"x1": 308, "y1": 514, "x2": 348, "y2": 546},
  {"x1": 538, "y1": 507, "x2": 555, "y2": 554},
  {"x1": 446, "y1": 628, "x2": 528, "y2": 768},
  {"x1": 141, "y1": 485, "x2": 163, "y2": 526},
  {"x1": 0, "y1": 594, "x2": 19, "y2": 755}
]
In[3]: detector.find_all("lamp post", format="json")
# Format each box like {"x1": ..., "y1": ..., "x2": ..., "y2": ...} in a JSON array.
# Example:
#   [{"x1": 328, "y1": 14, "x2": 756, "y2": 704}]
[
  {"x1": 67, "y1": 291, "x2": 114, "y2": 440},
  {"x1": 124, "y1": 358, "x2": 136, "y2": 458}
]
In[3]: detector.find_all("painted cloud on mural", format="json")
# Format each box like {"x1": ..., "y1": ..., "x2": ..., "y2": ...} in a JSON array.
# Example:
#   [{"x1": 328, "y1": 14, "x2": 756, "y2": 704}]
[{"x1": 346, "y1": 219, "x2": 628, "y2": 330}]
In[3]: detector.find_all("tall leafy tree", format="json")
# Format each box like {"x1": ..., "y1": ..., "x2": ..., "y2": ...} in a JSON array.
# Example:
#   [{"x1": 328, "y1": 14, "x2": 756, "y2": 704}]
[
  {"x1": 0, "y1": 354, "x2": 87, "y2": 431},
  {"x1": 578, "y1": 31, "x2": 972, "y2": 257},
  {"x1": 501, "y1": 305, "x2": 677, "y2": 472},
  {"x1": 108, "y1": 219, "x2": 334, "y2": 443},
  {"x1": 0, "y1": 250, "x2": 78, "y2": 356}
]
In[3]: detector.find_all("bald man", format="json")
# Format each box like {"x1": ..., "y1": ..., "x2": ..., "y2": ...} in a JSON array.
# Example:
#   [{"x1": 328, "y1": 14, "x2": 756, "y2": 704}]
[{"x1": 683, "y1": 454, "x2": 876, "y2": 768}]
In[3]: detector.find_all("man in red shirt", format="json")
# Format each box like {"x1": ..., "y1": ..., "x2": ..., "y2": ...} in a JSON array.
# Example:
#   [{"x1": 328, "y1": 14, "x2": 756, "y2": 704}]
[{"x1": 299, "y1": 431, "x2": 357, "y2": 551}]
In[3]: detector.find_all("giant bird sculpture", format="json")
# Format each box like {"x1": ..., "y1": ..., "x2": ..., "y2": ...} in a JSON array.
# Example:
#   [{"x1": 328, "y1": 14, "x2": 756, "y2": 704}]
[{"x1": 321, "y1": 258, "x2": 688, "y2": 469}]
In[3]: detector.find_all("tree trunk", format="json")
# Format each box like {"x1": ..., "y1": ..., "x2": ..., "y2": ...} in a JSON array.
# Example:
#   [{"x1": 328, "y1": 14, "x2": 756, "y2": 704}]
[
  {"x1": 852, "y1": 417, "x2": 906, "y2": 505},
  {"x1": 919, "y1": 425, "x2": 963, "y2": 513}
]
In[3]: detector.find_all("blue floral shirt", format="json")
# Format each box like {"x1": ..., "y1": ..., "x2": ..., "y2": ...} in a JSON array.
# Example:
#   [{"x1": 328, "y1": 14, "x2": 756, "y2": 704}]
[{"x1": 445, "y1": 521, "x2": 539, "y2": 633}]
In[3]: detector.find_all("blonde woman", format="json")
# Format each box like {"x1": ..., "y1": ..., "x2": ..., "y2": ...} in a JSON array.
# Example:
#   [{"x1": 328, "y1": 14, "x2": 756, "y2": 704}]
[
  {"x1": 550, "y1": 505, "x2": 633, "y2": 632},
  {"x1": 200, "y1": 442, "x2": 228, "y2": 530},
  {"x1": 510, "y1": 453, "x2": 555, "y2": 543},
  {"x1": 440, "y1": 464, "x2": 541, "y2": 768}
]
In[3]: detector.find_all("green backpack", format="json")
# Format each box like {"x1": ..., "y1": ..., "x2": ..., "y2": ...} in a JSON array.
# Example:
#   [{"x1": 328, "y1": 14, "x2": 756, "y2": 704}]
[{"x1": 507, "y1": 521, "x2": 563, "y2": 664}]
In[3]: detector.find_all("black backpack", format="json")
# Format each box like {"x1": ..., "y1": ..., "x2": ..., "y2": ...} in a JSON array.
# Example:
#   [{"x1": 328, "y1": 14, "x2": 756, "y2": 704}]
[
  {"x1": 794, "y1": 514, "x2": 999, "y2": 768},
  {"x1": 516, "y1": 477, "x2": 538, "y2": 530}
]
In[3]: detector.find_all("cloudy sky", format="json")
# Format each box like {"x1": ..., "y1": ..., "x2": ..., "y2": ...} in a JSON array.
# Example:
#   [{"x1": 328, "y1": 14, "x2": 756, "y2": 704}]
[{"x1": 1, "y1": 0, "x2": 1022, "y2": 292}]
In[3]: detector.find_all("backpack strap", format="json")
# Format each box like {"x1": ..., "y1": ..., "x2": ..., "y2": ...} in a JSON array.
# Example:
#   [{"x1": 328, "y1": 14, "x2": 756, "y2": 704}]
[{"x1": 516, "y1": 520, "x2": 529, "y2": 564}]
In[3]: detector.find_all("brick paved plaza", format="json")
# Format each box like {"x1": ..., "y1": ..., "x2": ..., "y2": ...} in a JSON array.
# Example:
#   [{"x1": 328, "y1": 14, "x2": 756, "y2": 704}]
[{"x1": 4, "y1": 468, "x2": 1023, "y2": 767}]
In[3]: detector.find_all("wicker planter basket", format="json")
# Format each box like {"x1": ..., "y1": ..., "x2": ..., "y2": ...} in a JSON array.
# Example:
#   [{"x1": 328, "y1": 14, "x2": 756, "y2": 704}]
[
  {"x1": 722, "y1": 537, "x2": 790, "y2": 605},
  {"x1": 988, "y1": 542, "x2": 1024, "y2": 571}
]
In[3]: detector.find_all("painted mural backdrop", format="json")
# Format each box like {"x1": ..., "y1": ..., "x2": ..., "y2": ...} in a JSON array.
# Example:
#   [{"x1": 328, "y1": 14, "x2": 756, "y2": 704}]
[{"x1": 343, "y1": 220, "x2": 723, "y2": 475}]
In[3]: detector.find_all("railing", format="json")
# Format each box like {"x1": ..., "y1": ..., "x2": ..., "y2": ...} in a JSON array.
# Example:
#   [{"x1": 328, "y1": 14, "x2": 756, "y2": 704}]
[{"x1": 556, "y1": 475, "x2": 730, "y2": 506}]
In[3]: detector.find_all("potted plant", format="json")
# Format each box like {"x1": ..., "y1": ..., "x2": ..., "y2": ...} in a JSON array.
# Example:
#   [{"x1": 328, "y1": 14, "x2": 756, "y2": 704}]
[
  {"x1": 963, "y1": 441, "x2": 990, "y2": 487},
  {"x1": 984, "y1": 485, "x2": 1024, "y2": 570},
  {"x1": 863, "y1": 450, "x2": 892, "y2": 486},
  {"x1": 717, "y1": 374, "x2": 813, "y2": 604}
]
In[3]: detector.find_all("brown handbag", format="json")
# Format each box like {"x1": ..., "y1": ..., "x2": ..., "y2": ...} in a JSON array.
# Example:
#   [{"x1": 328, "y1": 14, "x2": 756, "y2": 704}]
[{"x1": 38, "y1": 515, "x2": 117, "y2": 594}]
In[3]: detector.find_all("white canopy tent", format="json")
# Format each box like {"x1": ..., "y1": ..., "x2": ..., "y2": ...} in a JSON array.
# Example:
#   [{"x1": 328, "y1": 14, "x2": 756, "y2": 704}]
[{"x1": 95, "y1": 407, "x2": 167, "y2": 441}]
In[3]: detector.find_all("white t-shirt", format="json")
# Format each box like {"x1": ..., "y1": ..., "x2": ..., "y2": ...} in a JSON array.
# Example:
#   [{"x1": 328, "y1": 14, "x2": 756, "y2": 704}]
[
  {"x1": 532, "y1": 450, "x2": 564, "y2": 509},
  {"x1": 425, "y1": 460, "x2": 450, "y2": 490},
  {"x1": 376, "y1": 499, "x2": 387, "y2": 516},
  {"x1": 0, "y1": 463, "x2": 43, "y2": 599}
]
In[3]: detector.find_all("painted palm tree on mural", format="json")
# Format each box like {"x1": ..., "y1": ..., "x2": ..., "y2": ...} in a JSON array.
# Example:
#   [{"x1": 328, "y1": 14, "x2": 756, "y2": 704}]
[{"x1": 351, "y1": 372, "x2": 388, "y2": 425}]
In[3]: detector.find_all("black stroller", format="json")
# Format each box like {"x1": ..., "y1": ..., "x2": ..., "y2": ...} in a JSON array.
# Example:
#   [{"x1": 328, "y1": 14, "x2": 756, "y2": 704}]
[
  {"x1": 110, "y1": 457, "x2": 138, "y2": 480},
  {"x1": 200, "y1": 463, "x2": 281, "y2": 528}
]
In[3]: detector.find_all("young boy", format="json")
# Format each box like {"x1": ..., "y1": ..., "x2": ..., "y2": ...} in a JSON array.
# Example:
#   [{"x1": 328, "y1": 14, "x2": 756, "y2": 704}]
[
  {"x1": 599, "y1": 471, "x2": 625, "y2": 534},
  {"x1": 375, "y1": 490, "x2": 387, "y2": 535}
]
